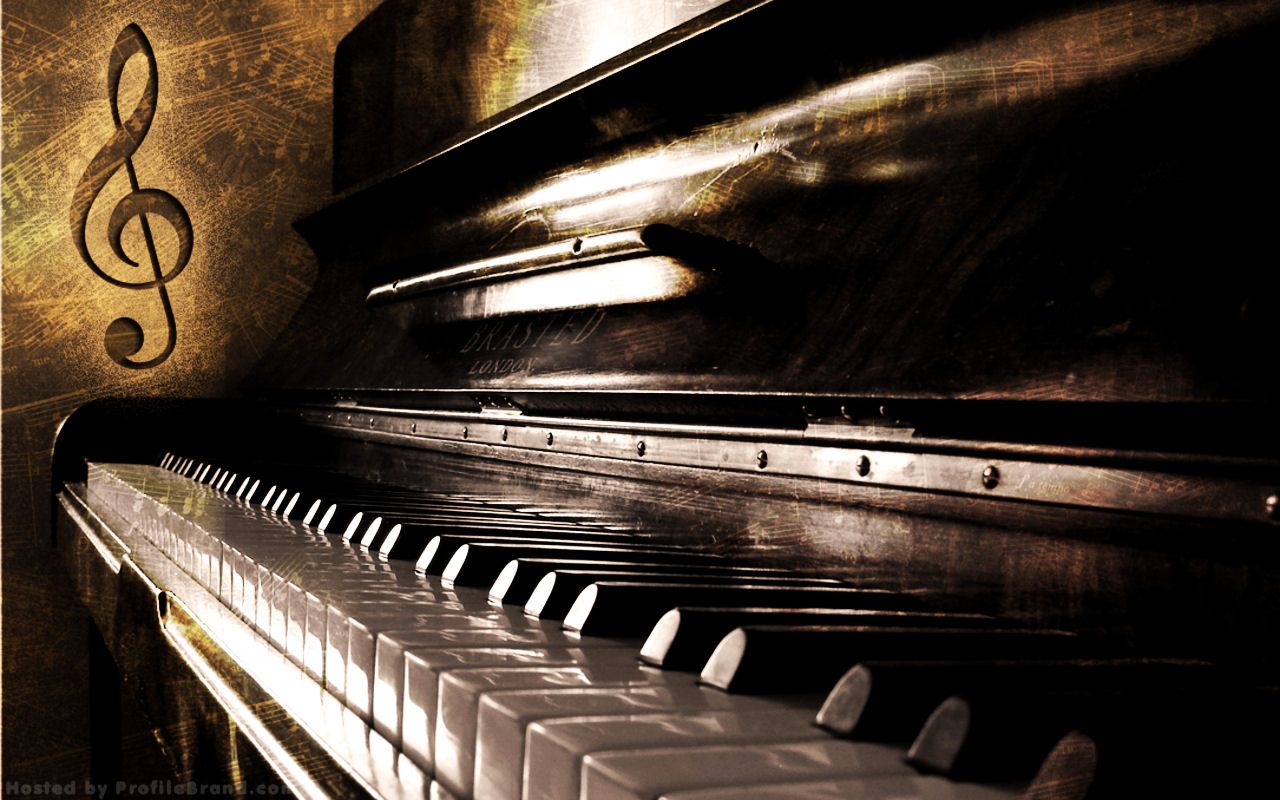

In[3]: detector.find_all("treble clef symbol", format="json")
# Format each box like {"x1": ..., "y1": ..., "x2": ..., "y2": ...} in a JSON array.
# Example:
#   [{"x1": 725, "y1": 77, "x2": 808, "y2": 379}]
[{"x1": 70, "y1": 23, "x2": 192, "y2": 369}]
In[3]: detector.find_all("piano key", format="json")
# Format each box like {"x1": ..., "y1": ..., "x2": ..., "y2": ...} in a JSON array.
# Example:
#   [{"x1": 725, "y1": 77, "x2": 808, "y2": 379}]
[
  {"x1": 341, "y1": 595, "x2": 630, "y2": 705},
  {"x1": 487, "y1": 556, "x2": 791, "y2": 605},
  {"x1": 438, "y1": 650, "x2": 690, "y2": 794},
  {"x1": 325, "y1": 598, "x2": 500, "y2": 696},
  {"x1": 531, "y1": 576, "x2": 842, "y2": 611},
  {"x1": 814, "y1": 658, "x2": 1215, "y2": 741},
  {"x1": 395, "y1": 640, "x2": 637, "y2": 771},
  {"x1": 522, "y1": 569, "x2": 847, "y2": 620},
  {"x1": 1018, "y1": 730, "x2": 1097, "y2": 800},
  {"x1": 414, "y1": 533, "x2": 692, "y2": 575},
  {"x1": 444, "y1": 546, "x2": 786, "y2": 589},
  {"x1": 386, "y1": 528, "x2": 666, "y2": 566},
  {"x1": 658, "y1": 774, "x2": 1021, "y2": 800},
  {"x1": 323, "y1": 503, "x2": 596, "y2": 541},
  {"x1": 428, "y1": 782, "x2": 461, "y2": 800},
  {"x1": 242, "y1": 478, "x2": 262, "y2": 502},
  {"x1": 908, "y1": 696, "x2": 1071, "y2": 783},
  {"x1": 574, "y1": 737, "x2": 913, "y2": 800},
  {"x1": 299, "y1": 584, "x2": 452, "y2": 669},
  {"x1": 700, "y1": 626, "x2": 1084, "y2": 693},
  {"x1": 523, "y1": 706, "x2": 828, "y2": 800},
  {"x1": 351, "y1": 512, "x2": 600, "y2": 547},
  {"x1": 346, "y1": 600, "x2": 568, "y2": 722},
  {"x1": 465, "y1": 684, "x2": 821, "y2": 800},
  {"x1": 346, "y1": 609, "x2": 540, "y2": 721},
  {"x1": 563, "y1": 581, "x2": 930, "y2": 637},
  {"x1": 907, "y1": 676, "x2": 1259, "y2": 786},
  {"x1": 641, "y1": 607, "x2": 1000, "y2": 671}
]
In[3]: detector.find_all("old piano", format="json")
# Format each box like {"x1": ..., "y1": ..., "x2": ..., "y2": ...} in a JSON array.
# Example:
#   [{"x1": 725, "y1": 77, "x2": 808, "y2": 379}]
[{"x1": 52, "y1": 0, "x2": 1280, "y2": 797}]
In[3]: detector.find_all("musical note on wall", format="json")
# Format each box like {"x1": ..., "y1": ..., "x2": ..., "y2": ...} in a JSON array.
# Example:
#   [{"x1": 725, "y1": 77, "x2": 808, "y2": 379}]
[{"x1": 70, "y1": 23, "x2": 192, "y2": 369}]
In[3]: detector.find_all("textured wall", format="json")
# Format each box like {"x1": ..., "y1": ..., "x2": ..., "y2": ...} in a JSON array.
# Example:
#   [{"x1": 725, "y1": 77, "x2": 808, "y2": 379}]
[
  {"x1": 0, "y1": 0, "x2": 733, "y2": 780},
  {"x1": 1, "y1": 0, "x2": 380, "y2": 779}
]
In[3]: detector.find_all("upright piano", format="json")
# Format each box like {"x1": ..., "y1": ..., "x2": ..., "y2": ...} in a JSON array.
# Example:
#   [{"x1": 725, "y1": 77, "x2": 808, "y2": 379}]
[{"x1": 53, "y1": 1, "x2": 1280, "y2": 797}]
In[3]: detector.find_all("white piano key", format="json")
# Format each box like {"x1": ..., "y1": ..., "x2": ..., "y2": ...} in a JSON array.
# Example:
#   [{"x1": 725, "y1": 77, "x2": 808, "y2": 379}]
[
  {"x1": 438, "y1": 652, "x2": 679, "y2": 796},
  {"x1": 464, "y1": 685, "x2": 810, "y2": 800},
  {"x1": 329, "y1": 602, "x2": 594, "y2": 702},
  {"x1": 306, "y1": 587, "x2": 458, "y2": 681},
  {"x1": 346, "y1": 610, "x2": 545, "y2": 723},
  {"x1": 578, "y1": 739, "x2": 912, "y2": 800},
  {"x1": 658, "y1": 774, "x2": 1022, "y2": 800},
  {"x1": 428, "y1": 782, "x2": 460, "y2": 800},
  {"x1": 323, "y1": 596, "x2": 489, "y2": 696},
  {"x1": 523, "y1": 706, "x2": 826, "y2": 800},
  {"x1": 394, "y1": 642, "x2": 634, "y2": 769}
]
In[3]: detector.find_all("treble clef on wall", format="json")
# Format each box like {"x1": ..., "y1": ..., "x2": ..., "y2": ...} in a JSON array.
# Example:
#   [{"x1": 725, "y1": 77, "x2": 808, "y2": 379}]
[{"x1": 70, "y1": 23, "x2": 192, "y2": 369}]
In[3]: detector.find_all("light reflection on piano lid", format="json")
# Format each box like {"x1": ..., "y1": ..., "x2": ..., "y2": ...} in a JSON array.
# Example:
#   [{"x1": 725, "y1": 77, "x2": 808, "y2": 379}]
[
  {"x1": 367, "y1": 224, "x2": 774, "y2": 322},
  {"x1": 429, "y1": 254, "x2": 709, "y2": 322}
]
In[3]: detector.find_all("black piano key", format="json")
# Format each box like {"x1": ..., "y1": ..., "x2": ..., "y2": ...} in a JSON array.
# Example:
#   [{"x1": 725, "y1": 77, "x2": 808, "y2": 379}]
[
  {"x1": 320, "y1": 501, "x2": 606, "y2": 538},
  {"x1": 910, "y1": 694, "x2": 1075, "y2": 782},
  {"x1": 412, "y1": 533, "x2": 690, "y2": 574},
  {"x1": 376, "y1": 516, "x2": 637, "y2": 543},
  {"x1": 700, "y1": 625, "x2": 1096, "y2": 693},
  {"x1": 640, "y1": 607, "x2": 1001, "y2": 671},
  {"x1": 814, "y1": 658, "x2": 1213, "y2": 742},
  {"x1": 562, "y1": 582, "x2": 932, "y2": 637},
  {"x1": 908, "y1": 695, "x2": 1106, "y2": 784},
  {"x1": 522, "y1": 570, "x2": 845, "y2": 620},
  {"x1": 208, "y1": 468, "x2": 495, "y2": 514},
  {"x1": 447, "y1": 548, "x2": 781, "y2": 592},
  {"x1": 487, "y1": 557, "x2": 793, "y2": 605},
  {"x1": 1022, "y1": 730, "x2": 1098, "y2": 800},
  {"x1": 333, "y1": 503, "x2": 594, "y2": 529},
  {"x1": 445, "y1": 540, "x2": 737, "y2": 583},
  {"x1": 904, "y1": 664, "x2": 1263, "y2": 782},
  {"x1": 1021, "y1": 695, "x2": 1277, "y2": 799},
  {"x1": 279, "y1": 490, "x2": 329, "y2": 522}
]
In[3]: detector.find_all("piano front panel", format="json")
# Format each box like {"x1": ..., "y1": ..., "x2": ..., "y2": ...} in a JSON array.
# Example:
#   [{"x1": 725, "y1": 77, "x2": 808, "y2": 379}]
[{"x1": 258, "y1": 0, "x2": 1280, "y2": 411}]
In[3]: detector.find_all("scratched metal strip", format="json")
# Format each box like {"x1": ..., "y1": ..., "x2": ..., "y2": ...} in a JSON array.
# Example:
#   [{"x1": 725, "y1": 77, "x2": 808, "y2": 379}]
[{"x1": 291, "y1": 406, "x2": 1278, "y2": 525}]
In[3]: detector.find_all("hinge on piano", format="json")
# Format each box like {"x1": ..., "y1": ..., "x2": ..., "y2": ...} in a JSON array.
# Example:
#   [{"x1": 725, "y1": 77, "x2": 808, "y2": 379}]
[
  {"x1": 801, "y1": 404, "x2": 916, "y2": 443},
  {"x1": 474, "y1": 395, "x2": 524, "y2": 416}
]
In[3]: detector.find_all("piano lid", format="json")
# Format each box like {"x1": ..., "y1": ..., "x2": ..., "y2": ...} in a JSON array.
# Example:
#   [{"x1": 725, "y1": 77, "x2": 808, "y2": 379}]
[{"x1": 247, "y1": 0, "x2": 1280, "y2": 438}]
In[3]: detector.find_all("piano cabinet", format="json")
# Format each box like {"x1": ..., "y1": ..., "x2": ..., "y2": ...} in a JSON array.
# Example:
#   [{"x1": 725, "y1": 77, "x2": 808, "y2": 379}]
[{"x1": 50, "y1": 1, "x2": 1280, "y2": 798}]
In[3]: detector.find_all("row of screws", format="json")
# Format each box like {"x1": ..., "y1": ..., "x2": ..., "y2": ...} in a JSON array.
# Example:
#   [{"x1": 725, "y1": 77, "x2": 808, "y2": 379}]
[
  {"x1": 438, "y1": 421, "x2": 1006, "y2": 488},
  {"x1": 324, "y1": 414, "x2": 1278, "y2": 519}
]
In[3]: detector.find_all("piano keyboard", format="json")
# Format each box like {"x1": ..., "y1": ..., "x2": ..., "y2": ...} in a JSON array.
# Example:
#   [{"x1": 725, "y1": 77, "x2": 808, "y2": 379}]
[{"x1": 79, "y1": 454, "x2": 1243, "y2": 799}]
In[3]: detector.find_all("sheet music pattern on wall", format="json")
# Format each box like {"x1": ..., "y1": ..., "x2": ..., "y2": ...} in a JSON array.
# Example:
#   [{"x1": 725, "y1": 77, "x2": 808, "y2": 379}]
[{"x1": 1, "y1": 0, "x2": 380, "y2": 780}]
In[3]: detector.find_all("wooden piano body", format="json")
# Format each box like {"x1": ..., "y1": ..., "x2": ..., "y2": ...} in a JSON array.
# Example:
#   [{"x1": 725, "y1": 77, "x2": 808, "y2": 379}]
[{"x1": 53, "y1": 1, "x2": 1280, "y2": 797}]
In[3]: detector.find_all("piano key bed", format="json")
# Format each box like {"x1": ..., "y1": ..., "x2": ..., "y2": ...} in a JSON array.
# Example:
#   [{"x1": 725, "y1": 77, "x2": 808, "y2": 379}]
[{"x1": 58, "y1": 455, "x2": 1265, "y2": 799}]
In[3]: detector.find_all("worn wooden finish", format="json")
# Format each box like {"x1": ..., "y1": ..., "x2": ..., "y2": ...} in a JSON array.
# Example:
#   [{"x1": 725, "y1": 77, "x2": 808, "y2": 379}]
[{"x1": 252, "y1": 0, "x2": 1280, "y2": 419}]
